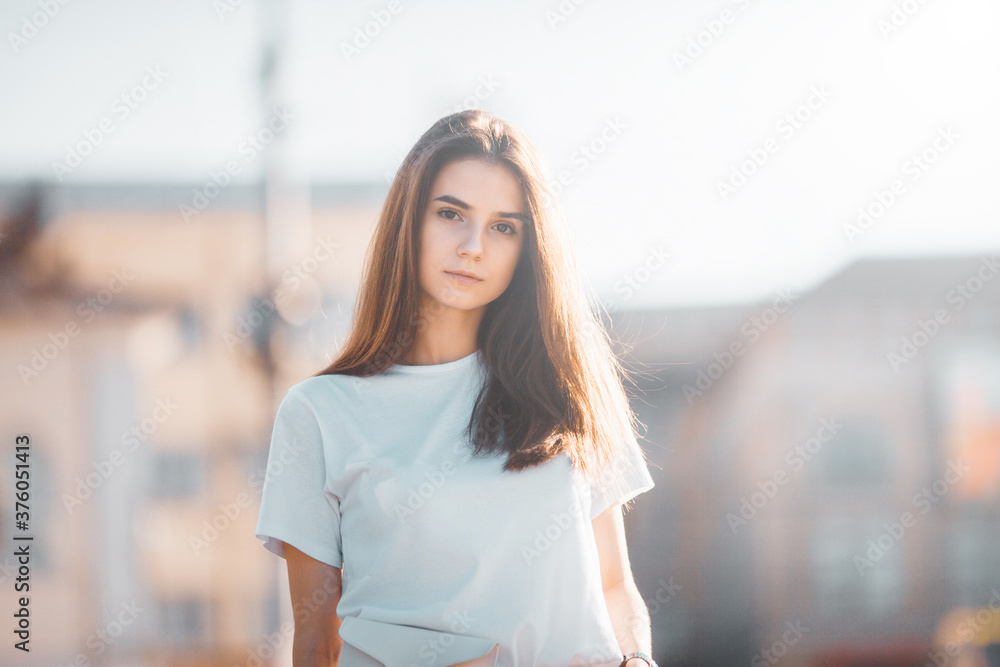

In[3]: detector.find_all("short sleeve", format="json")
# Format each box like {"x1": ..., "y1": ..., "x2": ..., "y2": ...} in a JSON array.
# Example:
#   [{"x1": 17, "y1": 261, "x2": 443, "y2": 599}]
[
  {"x1": 255, "y1": 389, "x2": 343, "y2": 568},
  {"x1": 588, "y1": 429, "x2": 655, "y2": 520}
]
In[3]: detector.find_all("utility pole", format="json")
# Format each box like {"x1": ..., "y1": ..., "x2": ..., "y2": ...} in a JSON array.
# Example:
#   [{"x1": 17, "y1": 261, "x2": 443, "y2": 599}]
[{"x1": 256, "y1": 1, "x2": 312, "y2": 665}]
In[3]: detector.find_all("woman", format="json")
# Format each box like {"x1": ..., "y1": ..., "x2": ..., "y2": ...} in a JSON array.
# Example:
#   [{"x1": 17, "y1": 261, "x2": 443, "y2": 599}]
[{"x1": 255, "y1": 110, "x2": 659, "y2": 667}]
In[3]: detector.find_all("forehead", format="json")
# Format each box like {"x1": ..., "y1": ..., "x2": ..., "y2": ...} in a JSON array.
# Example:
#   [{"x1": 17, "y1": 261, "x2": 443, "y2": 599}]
[{"x1": 429, "y1": 159, "x2": 525, "y2": 207}]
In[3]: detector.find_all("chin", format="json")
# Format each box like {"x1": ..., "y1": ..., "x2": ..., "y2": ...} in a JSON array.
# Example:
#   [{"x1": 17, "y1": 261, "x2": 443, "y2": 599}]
[{"x1": 436, "y1": 290, "x2": 491, "y2": 312}]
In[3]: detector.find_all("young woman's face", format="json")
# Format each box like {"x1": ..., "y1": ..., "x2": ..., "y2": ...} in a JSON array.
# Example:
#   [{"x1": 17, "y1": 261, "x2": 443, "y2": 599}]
[{"x1": 417, "y1": 158, "x2": 527, "y2": 315}]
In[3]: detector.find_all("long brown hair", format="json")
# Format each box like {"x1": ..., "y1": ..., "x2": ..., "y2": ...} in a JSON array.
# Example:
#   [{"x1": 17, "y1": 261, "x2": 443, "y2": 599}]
[{"x1": 315, "y1": 109, "x2": 647, "y2": 494}]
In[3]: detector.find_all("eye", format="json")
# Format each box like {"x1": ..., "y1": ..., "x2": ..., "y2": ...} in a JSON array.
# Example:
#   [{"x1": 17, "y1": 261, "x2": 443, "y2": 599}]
[
  {"x1": 439, "y1": 208, "x2": 460, "y2": 221},
  {"x1": 495, "y1": 222, "x2": 517, "y2": 236}
]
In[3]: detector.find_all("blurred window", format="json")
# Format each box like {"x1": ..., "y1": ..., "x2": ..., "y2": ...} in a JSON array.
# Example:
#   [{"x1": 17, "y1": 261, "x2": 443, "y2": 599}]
[
  {"x1": 817, "y1": 420, "x2": 890, "y2": 487},
  {"x1": 156, "y1": 598, "x2": 209, "y2": 646},
  {"x1": 1, "y1": 446, "x2": 52, "y2": 572},
  {"x1": 948, "y1": 509, "x2": 1000, "y2": 607},
  {"x1": 811, "y1": 514, "x2": 905, "y2": 618},
  {"x1": 177, "y1": 306, "x2": 201, "y2": 352},
  {"x1": 150, "y1": 450, "x2": 204, "y2": 498}
]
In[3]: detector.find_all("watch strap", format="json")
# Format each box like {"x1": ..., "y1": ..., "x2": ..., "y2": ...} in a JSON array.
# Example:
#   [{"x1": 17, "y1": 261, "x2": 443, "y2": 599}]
[{"x1": 621, "y1": 651, "x2": 658, "y2": 667}]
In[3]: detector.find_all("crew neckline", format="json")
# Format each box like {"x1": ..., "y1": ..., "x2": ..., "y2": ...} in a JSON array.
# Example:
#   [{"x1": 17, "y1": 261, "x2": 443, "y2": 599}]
[{"x1": 392, "y1": 349, "x2": 480, "y2": 374}]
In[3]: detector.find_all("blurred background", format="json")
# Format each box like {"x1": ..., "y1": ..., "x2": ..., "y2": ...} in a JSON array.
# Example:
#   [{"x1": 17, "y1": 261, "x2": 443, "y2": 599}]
[{"x1": 1, "y1": 0, "x2": 999, "y2": 665}]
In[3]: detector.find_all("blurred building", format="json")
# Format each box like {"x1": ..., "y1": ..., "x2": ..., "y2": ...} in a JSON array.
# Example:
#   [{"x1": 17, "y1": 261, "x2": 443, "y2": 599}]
[
  {"x1": 1, "y1": 181, "x2": 998, "y2": 666},
  {"x1": 0, "y1": 181, "x2": 378, "y2": 666},
  {"x1": 620, "y1": 255, "x2": 1000, "y2": 665}
]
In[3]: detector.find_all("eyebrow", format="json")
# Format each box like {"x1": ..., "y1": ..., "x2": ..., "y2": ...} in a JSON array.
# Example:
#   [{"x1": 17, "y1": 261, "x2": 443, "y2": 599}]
[{"x1": 432, "y1": 195, "x2": 531, "y2": 225}]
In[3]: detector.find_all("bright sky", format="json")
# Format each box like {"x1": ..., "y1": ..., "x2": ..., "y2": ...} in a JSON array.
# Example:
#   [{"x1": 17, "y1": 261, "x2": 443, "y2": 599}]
[{"x1": 1, "y1": 0, "x2": 998, "y2": 307}]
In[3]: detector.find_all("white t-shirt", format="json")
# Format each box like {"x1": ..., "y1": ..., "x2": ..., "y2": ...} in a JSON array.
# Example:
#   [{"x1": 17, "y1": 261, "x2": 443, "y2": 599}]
[{"x1": 255, "y1": 350, "x2": 655, "y2": 667}]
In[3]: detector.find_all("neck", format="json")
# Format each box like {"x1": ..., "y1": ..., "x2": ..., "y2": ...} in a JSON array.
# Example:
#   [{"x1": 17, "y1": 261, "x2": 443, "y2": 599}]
[{"x1": 403, "y1": 298, "x2": 483, "y2": 365}]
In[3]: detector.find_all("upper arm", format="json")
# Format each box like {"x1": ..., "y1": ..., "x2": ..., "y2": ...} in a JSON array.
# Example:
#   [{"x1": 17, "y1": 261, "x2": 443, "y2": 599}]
[
  {"x1": 592, "y1": 503, "x2": 634, "y2": 592},
  {"x1": 284, "y1": 542, "x2": 343, "y2": 660}
]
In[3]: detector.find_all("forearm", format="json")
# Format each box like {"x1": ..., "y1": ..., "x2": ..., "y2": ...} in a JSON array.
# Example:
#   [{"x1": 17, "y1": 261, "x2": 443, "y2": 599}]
[{"x1": 604, "y1": 581, "x2": 652, "y2": 656}]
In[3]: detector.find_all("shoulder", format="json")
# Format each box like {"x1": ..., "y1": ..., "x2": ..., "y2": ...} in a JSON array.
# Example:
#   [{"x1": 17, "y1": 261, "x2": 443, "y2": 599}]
[
  {"x1": 286, "y1": 374, "x2": 334, "y2": 397},
  {"x1": 283, "y1": 373, "x2": 355, "y2": 403},
  {"x1": 277, "y1": 372, "x2": 374, "y2": 419}
]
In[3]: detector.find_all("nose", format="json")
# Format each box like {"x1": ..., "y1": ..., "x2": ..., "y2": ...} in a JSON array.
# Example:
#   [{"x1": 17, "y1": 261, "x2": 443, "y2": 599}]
[{"x1": 457, "y1": 220, "x2": 486, "y2": 258}]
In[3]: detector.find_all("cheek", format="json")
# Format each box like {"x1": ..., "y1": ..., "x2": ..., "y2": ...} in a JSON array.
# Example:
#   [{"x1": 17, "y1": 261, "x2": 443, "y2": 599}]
[
  {"x1": 418, "y1": 226, "x2": 443, "y2": 273},
  {"x1": 502, "y1": 243, "x2": 523, "y2": 277},
  {"x1": 422, "y1": 223, "x2": 453, "y2": 260}
]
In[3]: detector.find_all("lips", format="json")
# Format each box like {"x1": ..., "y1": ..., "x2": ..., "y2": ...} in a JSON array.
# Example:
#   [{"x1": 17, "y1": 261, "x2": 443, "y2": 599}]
[{"x1": 445, "y1": 270, "x2": 483, "y2": 284}]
